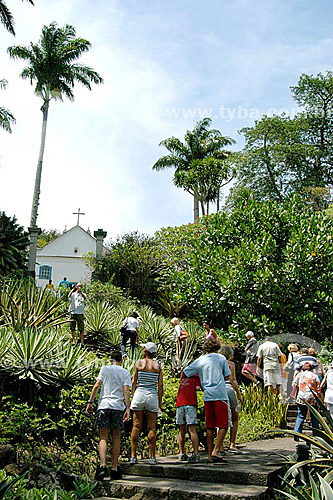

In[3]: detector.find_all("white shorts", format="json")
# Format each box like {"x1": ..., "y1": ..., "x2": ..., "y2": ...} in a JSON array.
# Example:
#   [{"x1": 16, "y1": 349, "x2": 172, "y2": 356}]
[
  {"x1": 264, "y1": 369, "x2": 282, "y2": 387},
  {"x1": 130, "y1": 388, "x2": 159, "y2": 413}
]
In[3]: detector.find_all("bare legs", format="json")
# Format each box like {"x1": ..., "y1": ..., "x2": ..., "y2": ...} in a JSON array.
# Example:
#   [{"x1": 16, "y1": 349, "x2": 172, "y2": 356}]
[
  {"x1": 131, "y1": 410, "x2": 158, "y2": 459},
  {"x1": 229, "y1": 408, "x2": 239, "y2": 450},
  {"x1": 178, "y1": 424, "x2": 199, "y2": 455},
  {"x1": 99, "y1": 427, "x2": 121, "y2": 470},
  {"x1": 207, "y1": 428, "x2": 228, "y2": 460},
  {"x1": 242, "y1": 370, "x2": 257, "y2": 384}
]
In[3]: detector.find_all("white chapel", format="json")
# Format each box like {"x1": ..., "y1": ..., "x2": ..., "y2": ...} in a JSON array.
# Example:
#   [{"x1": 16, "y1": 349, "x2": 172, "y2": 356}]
[{"x1": 35, "y1": 225, "x2": 107, "y2": 288}]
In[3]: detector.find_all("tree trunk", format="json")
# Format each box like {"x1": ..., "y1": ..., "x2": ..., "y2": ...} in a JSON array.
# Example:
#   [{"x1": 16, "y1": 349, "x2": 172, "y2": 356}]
[
  {"x1": 30, "y1": 98, "x2": 50, "y2": 226},
  {"x1": 200, "y1": 199, "x2": 205, "y2": 216},
  {"x1": 193, "y1": 196, "x2": 199, "y2": 221},
  {"x1": 216, "y1": 189, "x2": 220, "y2": 212},
  {"x1": 28, "y1": 97, "x2": 50, "y2": 276}
]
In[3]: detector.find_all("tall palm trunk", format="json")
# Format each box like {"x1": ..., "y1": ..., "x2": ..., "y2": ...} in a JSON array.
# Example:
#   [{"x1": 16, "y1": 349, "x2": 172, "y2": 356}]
[
  {"x1": 30, "y1": 98, "x2": 49, "y2": 226},
  {"x1": 28, "y1": 97, "x2": 49, "y2": 275}
]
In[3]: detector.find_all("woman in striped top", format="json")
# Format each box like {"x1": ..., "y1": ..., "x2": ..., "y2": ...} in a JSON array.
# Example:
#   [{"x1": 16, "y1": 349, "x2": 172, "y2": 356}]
[{"x1": 130, "y1": 342, "x2": 163, "y2": 465}]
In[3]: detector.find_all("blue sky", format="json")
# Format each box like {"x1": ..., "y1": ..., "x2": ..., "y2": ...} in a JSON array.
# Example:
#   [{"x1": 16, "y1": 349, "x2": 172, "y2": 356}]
[{"x1": 0, "y1": 0, "x2": 332, "y2": 241}]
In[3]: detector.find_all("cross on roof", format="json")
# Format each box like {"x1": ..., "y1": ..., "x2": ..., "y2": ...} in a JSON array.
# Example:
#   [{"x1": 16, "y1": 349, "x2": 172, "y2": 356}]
[{"x1": 73, "y1": 208, "x2": 85, "y2": 226}]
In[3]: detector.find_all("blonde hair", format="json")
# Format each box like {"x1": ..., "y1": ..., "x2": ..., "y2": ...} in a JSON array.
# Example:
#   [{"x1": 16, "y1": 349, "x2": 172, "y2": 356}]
[
  {"x1": 308, "y1": 348, "x2": 317, "y2": 357},
  {"x1": 171, "y1": 317, "x2": 180, "y2": 326},
  {"x1": 288, "y1": 343, "x2": 299, "y2": 352}
]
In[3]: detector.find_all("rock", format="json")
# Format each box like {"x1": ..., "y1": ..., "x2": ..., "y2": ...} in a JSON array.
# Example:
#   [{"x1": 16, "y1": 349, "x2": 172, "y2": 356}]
[
  {"x1": 0, "y1": 444, "x2": 15, "y2": 468},
  {"x1": 29, "y1": 463, "x2": 78, "y2": 491},
  {"x1": 4, "y1": 464, "x2": 26, "y2": 476}
]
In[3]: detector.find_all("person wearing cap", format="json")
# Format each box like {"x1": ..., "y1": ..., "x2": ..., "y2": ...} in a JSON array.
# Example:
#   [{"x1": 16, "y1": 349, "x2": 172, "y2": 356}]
[
  {"x1": 86, "y1": 350, "x2": 131, "y2": 481},
  {"x1": 241, "y1": 331, "x2": 259, "y2": 385},
  {"x1": 130, "y1": 342, "x2": 163, "y2": 465}
]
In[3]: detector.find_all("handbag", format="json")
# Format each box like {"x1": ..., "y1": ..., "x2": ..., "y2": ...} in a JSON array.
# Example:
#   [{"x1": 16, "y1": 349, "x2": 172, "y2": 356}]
[
  {"x1": 179, "y1": 328, "x2": 189, "y2": 341},
  {"x1": 290, "y1": 384, "x2": 298, "y2": 399},
  {"x1": 120, "y1": 320, "x2": 128, "y2": 335}
]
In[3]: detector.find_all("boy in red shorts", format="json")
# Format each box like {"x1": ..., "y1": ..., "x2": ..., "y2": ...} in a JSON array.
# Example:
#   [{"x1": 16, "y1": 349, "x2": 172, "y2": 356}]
[
  {"x1": 184, "y1": 339, "x2": 231, "y2": 463},
  {"x1": 176, "y1": 372, "x2": 201, "y2": 462}
]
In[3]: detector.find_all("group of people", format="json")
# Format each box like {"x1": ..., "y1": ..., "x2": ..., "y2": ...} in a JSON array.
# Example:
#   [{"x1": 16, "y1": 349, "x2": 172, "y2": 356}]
[
  {"x1": 239, "y1": 332, "x2": 333, "y2": 436},
  {"x1": 86, "y1": 336, "x2": 245, "y2": 481}
]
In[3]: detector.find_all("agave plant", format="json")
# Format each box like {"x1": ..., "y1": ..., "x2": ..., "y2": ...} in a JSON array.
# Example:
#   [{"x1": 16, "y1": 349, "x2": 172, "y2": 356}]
[
  {"x1": 0, "y1": 278, "x2": 67, "y2": 331},
  {"x1": 276, "y1": 471, "x2": 333, "y2": 500},
  {"x1": 85, "y1": 301, "x2": 113, "y2": 339},
  {"x1": 273, "y1": 394, "x2": 333, "y2": 480},
  {"x1": 4, "y1": 327, "x2": 59, "y2": 385},
  {"x1": 52, "y1": 343, "x2": 97, "y2": 388}
]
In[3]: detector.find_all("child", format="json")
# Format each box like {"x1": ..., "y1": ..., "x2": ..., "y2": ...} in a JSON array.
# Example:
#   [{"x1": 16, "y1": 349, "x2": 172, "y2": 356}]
[{"x1": 176, "y1": 372, "x2": 201, "y2": 462}]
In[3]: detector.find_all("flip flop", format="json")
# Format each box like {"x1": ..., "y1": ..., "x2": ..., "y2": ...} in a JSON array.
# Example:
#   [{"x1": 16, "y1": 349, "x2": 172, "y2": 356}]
[
  {"x1": 211, "y1": 455, "x2": 228, "y2": 463},
  {"x1": 227, "y1": 449, "x2": 243, "y2": 454}
]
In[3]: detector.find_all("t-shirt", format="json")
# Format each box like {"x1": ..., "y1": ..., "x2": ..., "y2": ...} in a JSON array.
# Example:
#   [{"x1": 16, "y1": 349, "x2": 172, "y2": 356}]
[
  {"x1": 68, "y1": 291, "x2": 86, "y2": 314},
  {"x1": 174, "y1": 325, "x2": 182, "y2": 341},
  {"x1": 257, "y1": 341, "x2": 282, "y2": 371},
  {"x1": 184, "y1": 353, "x2": 231, "y2": 402},
  {"x1": 176, "y1": 375, "x2": 201, "y2": 407},
  {"x1": 294, "y1": 355, "x2": 318, "y2": 372},
  {"x1": 294, "y1": 370, "x2": 320, "y2": 405},
  {"x1": 324, "y1": 369, "x2": 333, "y2": 404},
  {"x1": 97, "y1": 365, "x2": 131, "y2": 410},
  {"x1": 244, "y1": 337, "x2": 259, "y2": 363},
  {"x1": 125, "y1": 316, "x2": 139, "y2": 332}
]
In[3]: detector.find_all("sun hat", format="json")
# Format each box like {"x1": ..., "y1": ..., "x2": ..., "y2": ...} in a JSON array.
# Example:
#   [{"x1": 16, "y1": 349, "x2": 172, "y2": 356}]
[
  {"x1": 140, "y1": 342, "x2": 157, "y2": 353},
  {"x1": 245, "y1": 330, "x2": 254, "y2": 337}
]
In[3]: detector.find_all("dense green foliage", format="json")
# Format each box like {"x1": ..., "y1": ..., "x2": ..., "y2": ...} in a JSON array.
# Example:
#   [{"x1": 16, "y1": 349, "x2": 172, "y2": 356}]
[
  {"x1": 89, "y1": 232, "x2": 162, "y2": 307},
  {"x1": 232, "y1": 72, "x2": 333, "y2": 203},
  {"x1": 156, "y1": 196, "x2": 333, "y2": 342},
  {"x1": 0, "y1": 212, "x2": 28, "y2": 275}
]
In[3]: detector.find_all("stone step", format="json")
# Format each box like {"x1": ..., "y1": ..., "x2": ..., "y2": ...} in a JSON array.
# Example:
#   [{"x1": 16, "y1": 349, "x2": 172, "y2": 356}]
[
  {"x1": 94, "y1": 475, "x2": 269, "y2": 500},
  {"x1": 119, "y1": 460, "x2": 281, "y2": 487}
]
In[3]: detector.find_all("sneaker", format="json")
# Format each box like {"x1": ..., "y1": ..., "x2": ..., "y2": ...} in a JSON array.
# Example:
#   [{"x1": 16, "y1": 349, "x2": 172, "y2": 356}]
[
  {"x1": 129, "y1": 456, "x2": 138, "y2": 465},
  {"x1": 110, "y1": 468, "x2": 122, "y2": 480},
  {"x1": 95, "y1": 465, "x2": 107, "y2": 481},
  {"x1": 178, "y1": 453, "x2": 188, "y2": 461},
  {"x1": 149, "y1": 457, "x2": 158, "y2": 465},
  {"x1": 187, "y1": 454, "x2": 200, "y2": 463}
]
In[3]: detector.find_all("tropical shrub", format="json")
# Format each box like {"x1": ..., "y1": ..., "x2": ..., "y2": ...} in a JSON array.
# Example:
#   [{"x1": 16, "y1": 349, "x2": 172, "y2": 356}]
[
  {"x1": 156, "y1": 196, "x2": 333, "y2": 342},
  {"x1": 89, "y1": 232, "x2": 162, "y2": 307},
  {"x1": 0, "y1": 212, "x2": 29, "y2": 275}
]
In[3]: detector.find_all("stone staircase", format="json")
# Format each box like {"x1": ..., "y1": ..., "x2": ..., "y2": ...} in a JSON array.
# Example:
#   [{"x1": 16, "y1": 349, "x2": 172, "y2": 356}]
[{"x1": 93, "y1": 436, "x2": 296, "y2": 500}]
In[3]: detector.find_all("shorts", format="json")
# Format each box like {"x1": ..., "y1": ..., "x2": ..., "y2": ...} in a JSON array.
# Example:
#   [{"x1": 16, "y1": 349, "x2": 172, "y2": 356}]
[
  {"x1": 95, "y1": 409, "x2": 124, "y2": 430},
  {"x1": 130, "y1": 388, "x2": 159, "y2": 413},
  {"x1": 226, "y1": 385, "x2": 238, "y2": 409},
  {"x1": 264, "y1": 369, "x2": 282, "y2": 387},
  {"x1": 204, "y1": 400, "x2": 229, "y2": 429},
  {"x1": 70, "y1": 313, "x2": 84, "y2": 332},
  {"x1": 242, "y1": 363, "x2": 257, "y2": 375},
  {"x1": 176, "y1": 405, "x2": 198, "y2": 425}
]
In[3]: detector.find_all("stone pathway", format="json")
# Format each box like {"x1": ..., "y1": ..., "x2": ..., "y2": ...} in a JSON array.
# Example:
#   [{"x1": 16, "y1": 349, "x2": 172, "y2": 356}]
[{"x1": 94, "y1": 436, "x2": 296, "y2": 500}]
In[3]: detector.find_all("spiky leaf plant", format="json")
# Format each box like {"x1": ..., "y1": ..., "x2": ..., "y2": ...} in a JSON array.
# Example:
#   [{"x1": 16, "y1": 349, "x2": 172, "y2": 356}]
[{"x1": 0, "y1": 278, "x2": 67, "y2": 330}]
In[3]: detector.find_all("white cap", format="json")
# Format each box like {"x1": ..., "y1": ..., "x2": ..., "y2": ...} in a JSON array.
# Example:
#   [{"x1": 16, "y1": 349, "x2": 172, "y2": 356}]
[
  {"x1": 245, "y1": 330, "x2": 254, "y2": 337},
  {"x1": 140, "y1": 342, "x2": 157, "y2": 354}
]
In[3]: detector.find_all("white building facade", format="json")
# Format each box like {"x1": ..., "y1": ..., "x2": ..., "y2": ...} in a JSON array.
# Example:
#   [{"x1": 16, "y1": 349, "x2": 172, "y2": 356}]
[{"x1": 35, "y1": 226, "x2": 106, "y2": 288}]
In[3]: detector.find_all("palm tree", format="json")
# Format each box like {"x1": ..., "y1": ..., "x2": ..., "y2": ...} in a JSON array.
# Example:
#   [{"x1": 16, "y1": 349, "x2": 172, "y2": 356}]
[
  {"x1": 0, "y1": 79, "x2": 15, "y2": 132},
  {"x1": 152, "y1": 118, "x2": 235, "y2": 220},
  {"x1": 8, "y1": 22, "x2": 103, "y2": 275},
  {"x1": 0, "y1": 0, "x2": 34, "y2": 35}
]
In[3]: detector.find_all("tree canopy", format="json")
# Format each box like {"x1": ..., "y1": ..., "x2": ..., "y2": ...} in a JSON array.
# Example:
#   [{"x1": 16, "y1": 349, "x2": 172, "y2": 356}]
[
  {"x1": 0, "y1": 211, "x2": 29, "y2": 274},
  {"x1": 231, "y1": 71, "x2": 333, "y2": 206}
]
